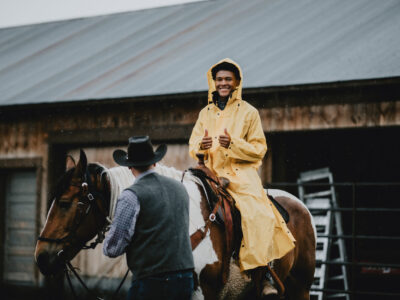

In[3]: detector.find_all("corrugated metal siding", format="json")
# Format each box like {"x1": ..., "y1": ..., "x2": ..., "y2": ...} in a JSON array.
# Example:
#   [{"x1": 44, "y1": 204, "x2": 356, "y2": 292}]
[
  {"x1": 0, "y1": 0, "x2": 399, "y2": 106},
  {"x1": 3, "y1": 171, "x2": 37, "y2": 283}
]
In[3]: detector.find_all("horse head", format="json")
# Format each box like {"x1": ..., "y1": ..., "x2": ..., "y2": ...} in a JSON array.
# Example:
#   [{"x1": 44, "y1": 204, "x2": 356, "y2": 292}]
[{"x1": 35, "y1": 150, "x2": 110, "y2": 276}]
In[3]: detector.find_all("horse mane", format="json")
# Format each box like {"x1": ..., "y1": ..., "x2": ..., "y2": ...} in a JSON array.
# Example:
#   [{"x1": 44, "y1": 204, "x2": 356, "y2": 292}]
[{"x1": 101, "y1": 163, "x2": 200, "y2": 220}]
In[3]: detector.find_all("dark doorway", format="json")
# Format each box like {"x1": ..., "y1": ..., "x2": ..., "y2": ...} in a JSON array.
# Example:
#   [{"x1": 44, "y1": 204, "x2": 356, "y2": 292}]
[
  {"x1": 267, "y1": 126, "x2": 400, "y2": 299},
  {"x1": 268, "y1": 126, "x2": 400, "y2": 184}
]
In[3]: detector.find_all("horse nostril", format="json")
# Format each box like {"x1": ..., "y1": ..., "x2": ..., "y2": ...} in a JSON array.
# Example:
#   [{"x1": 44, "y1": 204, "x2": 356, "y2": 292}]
[
  {"x1": 36, "y1": 251, "x2": 63, "y2": 276},
  {"x1": 36, "y1": 251, "x2": 50, "y2": 270}
]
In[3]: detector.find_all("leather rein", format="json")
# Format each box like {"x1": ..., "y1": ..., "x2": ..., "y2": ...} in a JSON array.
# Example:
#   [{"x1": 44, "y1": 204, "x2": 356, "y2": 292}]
[
  {"x1": 181, "y1": 169, "x2": 229, "y2": 252},
  {"x1": 38, "y1": 168, "x2": 129, "y2": 300}
]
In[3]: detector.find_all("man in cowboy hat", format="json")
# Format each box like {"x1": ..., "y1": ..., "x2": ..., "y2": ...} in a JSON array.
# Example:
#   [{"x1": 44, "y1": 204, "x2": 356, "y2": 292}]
[{"x1": 103, "y1": 136, "x2": 194, "y2": 300}]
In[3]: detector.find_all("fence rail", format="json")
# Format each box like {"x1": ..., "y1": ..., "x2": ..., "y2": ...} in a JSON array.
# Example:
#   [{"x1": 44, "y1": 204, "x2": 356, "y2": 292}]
[{"x1": 311, "y1": 288, "x2": 400, "y2": 297}]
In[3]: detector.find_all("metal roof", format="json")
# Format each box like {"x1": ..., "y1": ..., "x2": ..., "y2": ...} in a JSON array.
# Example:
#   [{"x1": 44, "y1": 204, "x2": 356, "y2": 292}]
[{"x1": 0, "y1": 0, "x2": 399, "y2": 106}]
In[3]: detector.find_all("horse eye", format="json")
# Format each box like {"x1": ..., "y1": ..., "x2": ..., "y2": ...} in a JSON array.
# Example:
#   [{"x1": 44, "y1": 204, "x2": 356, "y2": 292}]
[{"x1": 59, "y1": 200, "x2": 72, "y2": 209}]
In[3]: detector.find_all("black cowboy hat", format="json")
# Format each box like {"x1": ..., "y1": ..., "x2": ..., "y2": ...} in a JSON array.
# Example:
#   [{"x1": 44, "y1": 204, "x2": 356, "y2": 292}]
[{"x1": 113, "y1": 136, "x2": 167, "y2": 167}]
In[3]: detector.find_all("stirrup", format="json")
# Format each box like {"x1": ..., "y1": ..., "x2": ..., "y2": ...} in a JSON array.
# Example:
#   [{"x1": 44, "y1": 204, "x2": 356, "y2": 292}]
[
  {"x1": 262, "y1": 272, "x2": 278, "y2": 296},
  {"x1": 262, "y1": 279, "x2": 278, "y2": 297}
]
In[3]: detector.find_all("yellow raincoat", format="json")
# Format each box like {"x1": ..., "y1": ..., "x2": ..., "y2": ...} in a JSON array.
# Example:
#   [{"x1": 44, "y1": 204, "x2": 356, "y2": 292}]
[{"x1": 189, "y1": 58, "x2": 295, "y2": 271}]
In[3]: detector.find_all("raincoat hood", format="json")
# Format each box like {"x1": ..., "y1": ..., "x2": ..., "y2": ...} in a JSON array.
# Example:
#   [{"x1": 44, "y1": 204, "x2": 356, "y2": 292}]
[{"x1": 207, "y1": 58, "x2": 243, "y2": 104}]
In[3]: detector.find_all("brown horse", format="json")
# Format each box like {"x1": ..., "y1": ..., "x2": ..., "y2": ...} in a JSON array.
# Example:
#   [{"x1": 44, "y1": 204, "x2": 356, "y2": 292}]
[{"x1": 35, "y1": 150, "x2": 315, "y2": 299}]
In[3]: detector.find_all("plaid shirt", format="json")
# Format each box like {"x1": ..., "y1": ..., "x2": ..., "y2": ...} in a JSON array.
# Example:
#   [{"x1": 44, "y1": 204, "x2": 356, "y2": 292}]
[{"x1": 103, "y1": 169, "x2": 155, "y2": 257}]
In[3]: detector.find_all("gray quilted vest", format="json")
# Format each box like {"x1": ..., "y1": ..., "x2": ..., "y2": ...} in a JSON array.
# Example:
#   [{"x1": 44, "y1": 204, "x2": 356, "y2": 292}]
[{"x1": 125, "y1": 172, "x2": 194, "y2": 280}]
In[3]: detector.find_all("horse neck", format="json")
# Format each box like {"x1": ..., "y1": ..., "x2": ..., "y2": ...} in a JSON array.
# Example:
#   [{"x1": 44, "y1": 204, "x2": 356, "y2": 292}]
[
  {"x1": 103, "y1": 164, "x2": 185, "y2": 220},
  {"x1": 154, "y1": 163, "x2": 186, "y2": 181},
  {"x1": 147, "y1": 165, "x2": 209, "y2": 232},
  {"x1": 103, "y1": 164, "x2": 212, "y2": 234},
  {"x1": 154, "y1": 164, "x2": 212, "y2": 218}
]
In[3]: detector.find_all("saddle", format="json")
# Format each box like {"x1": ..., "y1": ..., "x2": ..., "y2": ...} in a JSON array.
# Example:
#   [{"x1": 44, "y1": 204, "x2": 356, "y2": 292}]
[
  {"x1": 268, "y1": 194, "x2": 290, "y2": 223},
  {"x1": 189, "y1": 154, "x2": 290, "y2": 256},
  {"x1": 188, "y1": 154, "x2": 290, "y2": 290},
  {"x1": 187, "y1": 154, "x2": 237, "y2": 284},
  {"x1": 188, "y1": 154, "x2": 237, "y2": 256}
]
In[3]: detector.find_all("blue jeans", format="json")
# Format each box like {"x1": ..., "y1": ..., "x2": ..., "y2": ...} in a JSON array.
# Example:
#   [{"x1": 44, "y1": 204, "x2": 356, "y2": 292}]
[{"x1": 127, "y1": 270, "x2": 194, "y2": 300}]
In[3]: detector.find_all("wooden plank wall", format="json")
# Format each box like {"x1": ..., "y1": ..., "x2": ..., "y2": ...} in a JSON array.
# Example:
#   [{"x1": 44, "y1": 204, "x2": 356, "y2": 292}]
[
  {"x1": 259, "y1": 101, "x2": 400, "y2": 131},
  {"x1": 0, "y1": 97, "x2": 399, "y2": 195},
  {"x1": 68, "y1": 145, "x2": 196, "y2": 172}
]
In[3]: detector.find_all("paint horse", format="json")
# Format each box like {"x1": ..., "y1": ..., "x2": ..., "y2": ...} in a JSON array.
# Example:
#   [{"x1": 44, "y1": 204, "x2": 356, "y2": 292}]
[{"x1": 35, "y1": 150, "x2": 316, "y2": 299}]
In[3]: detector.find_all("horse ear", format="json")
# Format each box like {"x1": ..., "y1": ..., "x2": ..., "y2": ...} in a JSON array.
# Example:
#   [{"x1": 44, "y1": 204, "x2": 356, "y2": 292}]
[
  {"x1": 65, "y1": 155, "x2": 76, "y2": 171},
  {"x1": 74, "y1": 149, "x2": 88, "y2": 176}
]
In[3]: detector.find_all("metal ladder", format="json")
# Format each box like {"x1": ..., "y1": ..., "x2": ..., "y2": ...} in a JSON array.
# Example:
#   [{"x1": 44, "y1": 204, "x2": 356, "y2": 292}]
[{"x1": 298, "y1": 168, "x2": 350, "y2": 300}]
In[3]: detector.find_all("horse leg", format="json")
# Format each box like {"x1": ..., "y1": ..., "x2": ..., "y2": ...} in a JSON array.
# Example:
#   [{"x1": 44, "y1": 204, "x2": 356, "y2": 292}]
[
  {"x1": 199, "y1": 262, "x2": 223, "y2": 300},
  {"x1": 272, "y1": 251, "x2": 295, "y2": 283},
  {"x1": 283, "y1": 254, "x2": 314, "y2": 300},
  {"x1": 200, "y1": 284, "x2": 219, "y2": 300},
  {"x1": 263, "y1": 251, "x2": 295, "y2": 299},
  {"x1": 284, "y1": 275, "x2": 311, "y2": 300},
  {"x1": 285, "y1": 237, "x2": 315, "y2": 300}
]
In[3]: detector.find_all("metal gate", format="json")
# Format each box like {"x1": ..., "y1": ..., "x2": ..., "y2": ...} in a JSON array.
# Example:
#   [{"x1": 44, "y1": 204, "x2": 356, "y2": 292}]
[{"x1": 269, "y1": 181, "x2": 400, "y2": 300}]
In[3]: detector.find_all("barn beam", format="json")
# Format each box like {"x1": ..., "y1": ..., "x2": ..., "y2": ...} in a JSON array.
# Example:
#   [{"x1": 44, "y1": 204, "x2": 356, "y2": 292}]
[{"x1": 47, "y1": 124, "x2": 194, "y2": 145}]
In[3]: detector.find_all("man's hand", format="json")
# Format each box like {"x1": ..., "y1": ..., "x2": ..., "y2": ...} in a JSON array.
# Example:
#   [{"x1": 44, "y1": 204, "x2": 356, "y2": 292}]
[
  {"x1": 219, "y1": 128, "x2": 231, "y2": 149},
  {"x1": 201, "y1": 129, "x2": 212, "y2": 150}
]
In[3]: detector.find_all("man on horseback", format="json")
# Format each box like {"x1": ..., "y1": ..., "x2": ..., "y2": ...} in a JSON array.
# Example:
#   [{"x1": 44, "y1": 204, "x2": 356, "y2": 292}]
[
  {"x1": 189, "y1": 58, "x2": 296, "y2": 297},
  {"x1": 104, "y1": 136, "x2": 194, "y2": 300}
]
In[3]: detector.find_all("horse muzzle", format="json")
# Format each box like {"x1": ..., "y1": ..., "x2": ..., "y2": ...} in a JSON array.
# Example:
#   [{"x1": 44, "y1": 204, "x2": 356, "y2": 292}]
[{"x1": 35, "y1": 248, "x2": 66, "y2": 276}]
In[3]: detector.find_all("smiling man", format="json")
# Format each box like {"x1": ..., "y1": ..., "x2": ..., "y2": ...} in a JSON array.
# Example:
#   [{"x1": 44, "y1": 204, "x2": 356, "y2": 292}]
[{"x1": 189, "y1": 58, "x2": 296, "y2": 297}]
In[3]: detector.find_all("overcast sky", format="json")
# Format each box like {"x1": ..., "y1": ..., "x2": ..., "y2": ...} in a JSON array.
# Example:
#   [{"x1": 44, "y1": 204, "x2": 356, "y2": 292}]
[{"x1": 0, "y1": 0, "x2": 206, "y2": 29}]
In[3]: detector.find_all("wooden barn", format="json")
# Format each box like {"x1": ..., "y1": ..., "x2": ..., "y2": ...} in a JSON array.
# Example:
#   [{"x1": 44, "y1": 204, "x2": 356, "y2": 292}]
[{"x1": 0, "y1": 0, "x2": 399, "y2": 298}]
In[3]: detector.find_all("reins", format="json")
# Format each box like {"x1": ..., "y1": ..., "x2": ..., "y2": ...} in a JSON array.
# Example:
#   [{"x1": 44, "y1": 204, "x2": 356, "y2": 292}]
[
  {"x1": 181, "y1": 168, "x2": 228, "y2": 251},
  {"x1": 64, "y1": 260, "x2": 130, "y2": 300},
  {"x1": 65, "y1": 261, "x2": 103, "y2": 300},
  {"x1": 38, "y1": 166, "x2": 129, "y2": 300},
  {"x1": 190, "y1": 193, "x2": 222, "y2": 250}
]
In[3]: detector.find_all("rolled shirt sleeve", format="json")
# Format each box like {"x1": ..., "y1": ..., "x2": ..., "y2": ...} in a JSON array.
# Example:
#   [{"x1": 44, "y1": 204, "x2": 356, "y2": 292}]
[{"x1": 103, "y1": 190, "x2": 140, "y2": 258}]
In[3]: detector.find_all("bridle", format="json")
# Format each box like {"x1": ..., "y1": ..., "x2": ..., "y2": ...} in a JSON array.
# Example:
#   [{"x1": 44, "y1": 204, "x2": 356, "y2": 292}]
[
  {"x1": 37, "y1": 167, "x2": 129, "y2": 300},
  {"x1": 38, "y1": 168, "x2": 110, "y2": 249}
]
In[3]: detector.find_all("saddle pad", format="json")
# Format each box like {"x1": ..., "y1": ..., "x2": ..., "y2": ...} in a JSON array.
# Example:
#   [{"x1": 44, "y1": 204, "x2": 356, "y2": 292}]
[{"x1": 268, "y1": 194, "x2": 290, "y2": 223}]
